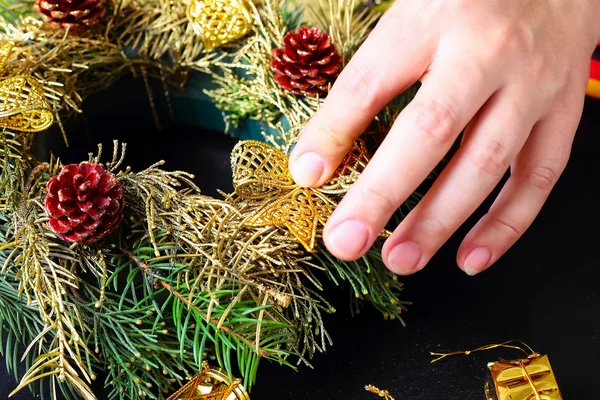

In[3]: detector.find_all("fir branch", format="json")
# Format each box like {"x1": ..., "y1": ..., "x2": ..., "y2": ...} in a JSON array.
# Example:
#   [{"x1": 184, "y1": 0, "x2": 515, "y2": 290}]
[
  {"x1": 309, "y1": 0, "x2": 382, "y2": 65},
  {"x1": 204, "y1": 0, "x2": 322, "y2": 149},
  {"x1": 106, "y1": 0, "x2": 215, "y2": 68},
  {"x1": 0, "y1": 211, "x2": 83, "y2": 400},
  {"x1": 120, "y1": 235, "x2": 300, "y2": 390},
  {"x1": 0, "y1": 0, "x2": 36, "y2": 24},
  {"x1": 78, "y1": 280, "x2": 199, "y2": 400}
]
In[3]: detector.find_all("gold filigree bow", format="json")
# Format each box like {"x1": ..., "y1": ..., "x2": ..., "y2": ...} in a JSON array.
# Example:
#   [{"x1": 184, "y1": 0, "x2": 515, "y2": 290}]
[
  {"x1": 232, "y1": 139, "x2": 388, "y2": 252},
  {"x1": 0, "y1": 42, "x2": 53, "y2": 133}
]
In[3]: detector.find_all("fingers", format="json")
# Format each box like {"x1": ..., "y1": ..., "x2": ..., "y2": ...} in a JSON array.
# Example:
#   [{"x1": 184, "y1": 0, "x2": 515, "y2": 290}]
[
  {"x1": 322, "y1": 58, "x2": 500, "y2": 261},
  {"x1": 456, "y1": 90, "x2": 585, "y2": 276},
  {"x1": 380, "y1": 85, "x2": 541, "y2": 275},
  {"x1": 288, "y1": 2, "x2": 437, "y2": 187}
]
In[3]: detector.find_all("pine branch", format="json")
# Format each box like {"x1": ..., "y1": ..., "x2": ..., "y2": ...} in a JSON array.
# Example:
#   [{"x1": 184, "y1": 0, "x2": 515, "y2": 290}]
[
  {"x1": 309, "y1": 0, "x2": 382, "y2": 65},
  {"x1": 0, "y1": 0, "x2": 36, "y2": 23},
  {"x1": 0, "y1": 212, "x2": 84, "y2": 400},
  {"x1": 77, "y1": 280, "x2": 198, "y2": 400},
  {"x1": 204, "y1": 0, "x2": 321, "y2": 149},
  {"x1": 119, "y1": 240, "x2": 299, "y2": 390}
]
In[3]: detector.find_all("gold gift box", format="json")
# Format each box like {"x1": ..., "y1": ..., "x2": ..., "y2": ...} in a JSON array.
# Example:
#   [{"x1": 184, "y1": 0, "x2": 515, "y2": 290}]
[
  {"x1": 167, "y1": 362, "x2": 250, "y2": 400},
  {"x1": 484, "y1": 353, "x2": 562, "y2": 400}
]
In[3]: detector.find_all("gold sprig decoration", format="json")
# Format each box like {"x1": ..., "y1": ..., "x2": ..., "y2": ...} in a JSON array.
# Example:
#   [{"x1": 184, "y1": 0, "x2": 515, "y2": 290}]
[{"x1": 365, "y1": 384, "x2": 396, "y2": 400}]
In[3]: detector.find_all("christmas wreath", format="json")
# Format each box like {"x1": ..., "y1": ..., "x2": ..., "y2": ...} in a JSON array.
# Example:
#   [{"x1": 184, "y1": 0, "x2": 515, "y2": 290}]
[{"x1": 0, "y1": 0, "x2": 420, "y2": 399}]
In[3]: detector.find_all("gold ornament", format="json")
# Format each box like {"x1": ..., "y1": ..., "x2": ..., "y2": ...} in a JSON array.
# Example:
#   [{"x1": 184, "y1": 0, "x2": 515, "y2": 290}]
[
  {"x1": 365, "y1": 384, "x2": 395, "y2": 400},
  {"x1": 0, "y1": 42, "x2": 53, "y2": 133},
  {"x1": 232, "y1": 139, "x2": 390, "y2": 252},
  {"x1": 431, "y1": 341, "x2": 563, "y2": 400},
  {"x1": 187, "y1": 0, "x2": 253, "y2": 50},
  {"x1": 167, "y1": 362, "x2": 249, "y2": 400},
  {"x1": 485, "y1": 354, "x2": 562, "y2": 400}
]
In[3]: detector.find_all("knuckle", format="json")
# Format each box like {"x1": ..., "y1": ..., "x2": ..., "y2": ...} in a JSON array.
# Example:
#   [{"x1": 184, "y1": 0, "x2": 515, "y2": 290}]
[
  {"x1": 318, "y1": 125, "x2": 351, "y2": 155},
  {"x1": 490, "y1": 21, "x2": 534, "y2": 58},
  {"x1": 338, "y1": 63, "x2": 383, "y2": 112},
  {"x1": 413, "y1": 99, "x2": 458, "y2": 146},
  {"x1": 464, "y1": 140, "x2": 511, "y2": 178},
  {"x1": 416, "y1": 212, "x2": 452, "y2": 238},
  {"x1": 489, "y1": 213, "x2": 523, "y2": 239},
  {"x1": 361, "y1": 183, "x2": 399, "y2": 214},
  {"x1": 526, "y1": 163, "x2": 563, "y2": 191}
]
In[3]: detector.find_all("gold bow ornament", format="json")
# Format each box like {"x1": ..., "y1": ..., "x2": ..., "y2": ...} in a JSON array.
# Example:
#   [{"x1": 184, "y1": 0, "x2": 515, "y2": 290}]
[
  {"x1": 166, "y1": 362, "x2": 249, "y2": 400},
  {"x1": 231, "y1": 139, "x2": 390, "y2": 252},
  {"x1": 0, "y1": 42, "x2": 53, "y2": 132},
  {"x1": 187, "y1": 0, "x2": 253, "y2": 51}
]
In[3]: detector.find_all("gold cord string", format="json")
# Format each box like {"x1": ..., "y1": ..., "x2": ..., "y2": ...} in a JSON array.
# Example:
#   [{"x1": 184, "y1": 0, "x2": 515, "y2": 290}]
[{"x1": 430, "y1": 340, "x2": 535, "y2": 363}]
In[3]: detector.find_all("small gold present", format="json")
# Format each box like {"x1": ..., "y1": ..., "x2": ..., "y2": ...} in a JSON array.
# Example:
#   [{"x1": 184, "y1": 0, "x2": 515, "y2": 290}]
[
  {"x1": 167, "y1": 362, "x2": 250, "y2": 400},
  {"x1": 484, "y1": 353, "x2": 562, "y2": 400},
  {"x1": 187, "y1": 0, "x2": 253, "y2": 50}
]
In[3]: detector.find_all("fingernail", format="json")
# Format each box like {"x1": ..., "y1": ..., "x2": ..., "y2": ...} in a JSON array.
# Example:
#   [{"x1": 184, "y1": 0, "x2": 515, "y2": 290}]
[
  {"x1": 327, "y1": 220, "x2": 369, "y2": 259},
  {"x1": 387, "y1": 241, "x2": 422, "y2": 274},
  {"x1": 464, "y1": 247, "x2": 492, "y2": 276},
  {"x1": 289, "y1": 152, "x2": 324, "y2": 187}
]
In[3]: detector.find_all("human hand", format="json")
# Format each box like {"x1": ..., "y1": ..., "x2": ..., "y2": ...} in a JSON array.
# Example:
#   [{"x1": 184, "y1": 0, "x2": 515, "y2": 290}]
[{"x1": 289, "y1": 0, "x2": 600, "y2": 275}]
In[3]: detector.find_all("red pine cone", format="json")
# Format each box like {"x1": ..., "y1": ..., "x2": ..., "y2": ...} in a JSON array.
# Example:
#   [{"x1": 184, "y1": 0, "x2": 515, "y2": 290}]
[
  {"x1": 45, "y1": 162, "x2": 125, "y2": 244},
  {"x1": 35, "y1": 0, "x2": 106, "y2": 33},
  {"x1": 271, "y1": 26, "x2": 341, "y2": 96}
]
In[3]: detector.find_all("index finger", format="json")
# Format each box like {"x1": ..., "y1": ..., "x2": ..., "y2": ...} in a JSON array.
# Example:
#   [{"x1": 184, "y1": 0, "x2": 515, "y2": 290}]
[{"x1": 288, "y1": 3, "x2": 436, "y2": 187}]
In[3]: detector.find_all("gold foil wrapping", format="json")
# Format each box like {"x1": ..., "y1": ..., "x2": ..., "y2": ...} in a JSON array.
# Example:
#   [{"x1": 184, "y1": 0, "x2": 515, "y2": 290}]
[
  {"x1": 484, "y1": 353, "x2": 563, "y2": 400},
  {"x1": 167, "y1": 362, "x2": 250, "y2": 400},
  {"x1": 187, "y1": 0, "x2": 253, "y2": 50}
]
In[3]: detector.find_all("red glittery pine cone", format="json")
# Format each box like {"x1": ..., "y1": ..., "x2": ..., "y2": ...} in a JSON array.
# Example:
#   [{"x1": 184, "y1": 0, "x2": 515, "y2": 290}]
[
  {"x1": 35, "y1": 0, "x2": 106, "y2": 33},
  {"x1": 45, "y1": 162, "x2": 125, "y2": 244},
  {"x1": 271, "y1": 26, "x2": 341, "y2": 96}
]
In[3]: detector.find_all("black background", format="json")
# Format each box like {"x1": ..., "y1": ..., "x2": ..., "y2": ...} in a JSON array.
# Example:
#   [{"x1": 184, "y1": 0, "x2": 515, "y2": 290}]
[{"x1": 3, "y1": 78, "x2": 600, "y2": 399}]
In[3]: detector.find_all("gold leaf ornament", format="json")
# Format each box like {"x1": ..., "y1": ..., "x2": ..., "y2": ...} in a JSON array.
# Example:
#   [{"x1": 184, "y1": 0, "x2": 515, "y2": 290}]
[
  {"x1": 232, "y1": 139, "x2": 390, "y2": 252},
  {"x1": 187, "y1": 0, "x2": 253, "y2": 50},
  {"x1": 0, "y1": 42, "x2": 54, "y2": 132}
]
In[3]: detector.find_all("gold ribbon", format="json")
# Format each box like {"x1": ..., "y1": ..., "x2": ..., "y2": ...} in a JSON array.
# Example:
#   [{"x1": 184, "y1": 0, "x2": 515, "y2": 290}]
[
  {"x1": 231, "y1": 139, "x2": 390, "y2": 252},
  {"x1": 0, "y1": 42, "x2": 53, "y2": 133}
]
